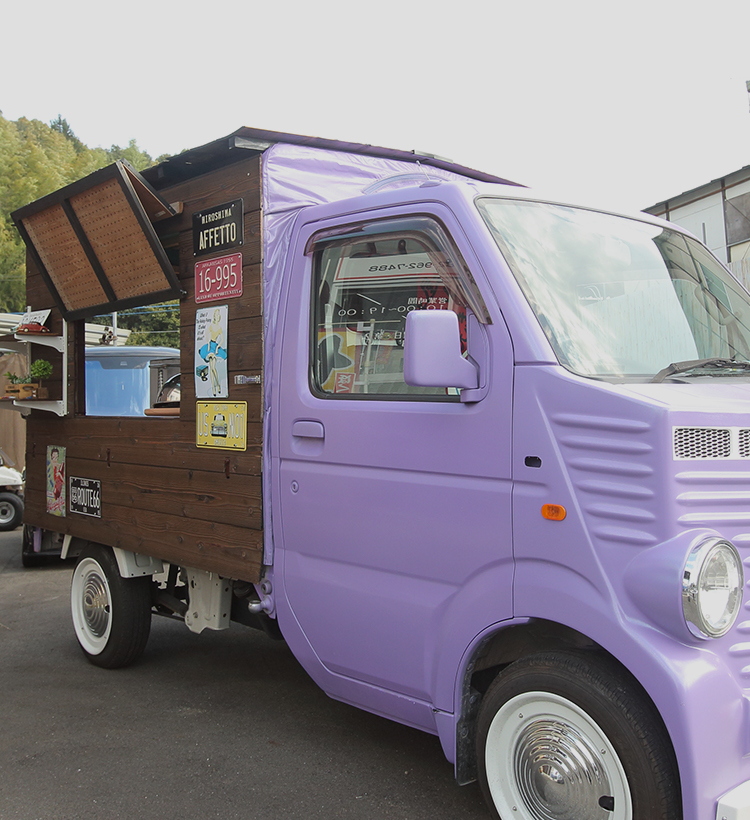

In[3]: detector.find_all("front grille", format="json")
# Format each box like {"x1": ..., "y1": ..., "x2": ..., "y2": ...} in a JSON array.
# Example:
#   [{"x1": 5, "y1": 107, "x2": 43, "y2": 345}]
[
  {"x1": 739, "y1": 429, "x2": 750, "y2": 458},
  {"x1": 674, "y1": 427, "x2": 731, "y2": 459}
]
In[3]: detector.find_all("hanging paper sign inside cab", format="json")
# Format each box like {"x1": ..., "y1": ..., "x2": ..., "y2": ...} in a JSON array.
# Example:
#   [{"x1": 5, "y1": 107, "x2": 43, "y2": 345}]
[{"x1": 193, "y1": 199, "x2": 244, "y2": 256}]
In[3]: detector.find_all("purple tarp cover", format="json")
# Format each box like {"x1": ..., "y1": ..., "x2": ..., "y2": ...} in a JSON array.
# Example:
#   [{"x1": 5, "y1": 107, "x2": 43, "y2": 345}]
[{"x1": 259, "y1": 141, "x2": 514, "y2": 563}]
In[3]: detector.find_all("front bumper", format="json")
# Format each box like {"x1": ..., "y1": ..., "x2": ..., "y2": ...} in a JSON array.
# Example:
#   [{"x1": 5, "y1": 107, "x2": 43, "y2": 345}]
[{"x1": 718, "y1": 781, "x2": 750, "y2": 820}]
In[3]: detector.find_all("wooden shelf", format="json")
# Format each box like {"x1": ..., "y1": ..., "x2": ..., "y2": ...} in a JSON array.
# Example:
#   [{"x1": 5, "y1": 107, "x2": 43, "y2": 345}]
[{"x1": 0, "y1": 322, "x2": 68, "y2": 416}]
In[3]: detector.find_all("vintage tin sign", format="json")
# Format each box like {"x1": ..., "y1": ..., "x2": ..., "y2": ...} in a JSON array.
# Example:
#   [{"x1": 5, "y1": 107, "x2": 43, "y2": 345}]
[
  {"x1": 193, "y1": 199, "x2": 243, "y2": 256},
  {"x1": 194, "y1": 305, "x2": 229, "y2": 399},
  {"x1": 46, "y1": 445, "x2": 66, "y2": 516},
  {"x1": 69, "y1": 476, "x2": 102, "y2": 517},
  {"x1": 196, "y1": 401, "x2": 247, "y2": 450},
  {"x1": 195, "y1": 252, "x2": 243, "y2": 303}
]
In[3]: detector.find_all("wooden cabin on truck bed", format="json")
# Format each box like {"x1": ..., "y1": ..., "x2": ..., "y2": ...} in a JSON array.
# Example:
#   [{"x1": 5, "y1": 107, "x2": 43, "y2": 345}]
[{"x1": 8, "y1": 127, "x2": 510, "y2": 584}]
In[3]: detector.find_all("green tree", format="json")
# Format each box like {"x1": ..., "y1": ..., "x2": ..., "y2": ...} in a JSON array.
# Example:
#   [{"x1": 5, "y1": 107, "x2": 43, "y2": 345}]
[
  {"x1": 106, "y1": 138, "x2": 153, "y2": 171},
  {"x1": 0, "y1": 218, "x2": 25, "y2": 312},
  {"x1": 50, "y1": 115, "x2": 85, "y2": 153},
  {"x1": 91, "y1": 302, "x2": 181, "y2": 348}
]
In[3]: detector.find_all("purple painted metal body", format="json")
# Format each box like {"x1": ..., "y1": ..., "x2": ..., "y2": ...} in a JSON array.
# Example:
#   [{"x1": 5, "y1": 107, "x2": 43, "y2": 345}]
[{"x1": 254, "y1": 142, "x2": 750, "y2": 819}]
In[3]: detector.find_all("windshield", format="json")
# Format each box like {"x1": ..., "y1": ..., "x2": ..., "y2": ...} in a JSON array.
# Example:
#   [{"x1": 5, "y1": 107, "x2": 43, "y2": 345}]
[{"x1": 477, "y1": 197, "x2": 750, "y2": 379}]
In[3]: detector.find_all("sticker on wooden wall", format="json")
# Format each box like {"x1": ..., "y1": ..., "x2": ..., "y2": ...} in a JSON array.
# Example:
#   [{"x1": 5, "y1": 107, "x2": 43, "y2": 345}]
[
  {"x1": 195, "y1": 305, "x2": 228, "y2": 399},
  {"x1": 46, "y1": 445, "x2": 66, "y2": 516},
  {"x1": 196, "y1": 401, "x2": 247, "y2": 450}
]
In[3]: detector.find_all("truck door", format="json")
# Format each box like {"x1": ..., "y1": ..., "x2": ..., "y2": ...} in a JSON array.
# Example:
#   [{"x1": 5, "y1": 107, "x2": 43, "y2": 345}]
[{"x1": 274, "y1": 205, "x2": 514, "y2": 718}]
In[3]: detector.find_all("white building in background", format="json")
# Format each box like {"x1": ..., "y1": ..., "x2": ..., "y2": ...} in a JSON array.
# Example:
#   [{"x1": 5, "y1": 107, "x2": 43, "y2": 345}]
[
  {"x1": 0, "y1": 313, "x2": 131, "y2": 345},
  {"x1": 644, "y1": 165, "x2": 750, "y2": 290}
]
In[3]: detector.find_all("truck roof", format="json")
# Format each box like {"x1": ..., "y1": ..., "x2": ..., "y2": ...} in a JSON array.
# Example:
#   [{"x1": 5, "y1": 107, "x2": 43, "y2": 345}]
[{"x1": 140, "y1": 126, "x2": 522, "y2": 190}]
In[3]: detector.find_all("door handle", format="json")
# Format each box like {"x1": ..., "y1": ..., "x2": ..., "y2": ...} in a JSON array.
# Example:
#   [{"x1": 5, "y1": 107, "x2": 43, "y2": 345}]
[{"x1": 292, "y1": 420, "x2": 325, "y2": 439}]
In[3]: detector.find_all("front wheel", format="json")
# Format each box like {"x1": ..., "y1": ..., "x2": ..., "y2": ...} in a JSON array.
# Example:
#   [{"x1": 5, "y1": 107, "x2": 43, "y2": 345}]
[
  {"x1": 0, "y1": 492, "x2": 23, "y2": 531},
  {"x1": 70, "y1": 543, "x2": 152, "y2": 668},
  {"x1": 476, "y1": 651, "x2": 681, "y2": 820}
]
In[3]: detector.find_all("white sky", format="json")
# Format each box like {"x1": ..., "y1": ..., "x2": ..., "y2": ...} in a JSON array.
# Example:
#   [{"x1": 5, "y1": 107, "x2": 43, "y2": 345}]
[{"x1": 3, "y1": 0, "x2": 750, "y2": 214}]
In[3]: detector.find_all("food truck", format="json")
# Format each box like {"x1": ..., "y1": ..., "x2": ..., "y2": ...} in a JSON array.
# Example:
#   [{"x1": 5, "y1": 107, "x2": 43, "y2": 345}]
[{"x1": 8, "y1": 127, "x2": 750, "y2": 820}]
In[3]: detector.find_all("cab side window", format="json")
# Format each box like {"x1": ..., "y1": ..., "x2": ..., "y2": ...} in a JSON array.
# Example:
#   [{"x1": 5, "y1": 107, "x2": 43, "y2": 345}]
[{"x1": 311, "y1": 216, "x2": 487, "y2": 399}]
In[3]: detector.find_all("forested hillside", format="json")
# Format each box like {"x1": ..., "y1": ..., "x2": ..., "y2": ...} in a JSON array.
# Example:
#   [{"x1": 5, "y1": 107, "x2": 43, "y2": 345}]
[{"x1": 0, "y1": 113, "x2": 179, "y2": 344}]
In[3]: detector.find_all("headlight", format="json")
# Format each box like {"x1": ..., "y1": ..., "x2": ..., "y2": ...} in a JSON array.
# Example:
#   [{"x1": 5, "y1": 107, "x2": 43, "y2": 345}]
[{"x1": 682, "y1": 538, "x2": 744, "y2": 639}]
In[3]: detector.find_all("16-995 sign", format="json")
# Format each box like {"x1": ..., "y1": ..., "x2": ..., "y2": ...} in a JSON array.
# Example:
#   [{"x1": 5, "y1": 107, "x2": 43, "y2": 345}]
[{"x1": 195, "y1": 253, "x2": 243, "y2": 303}]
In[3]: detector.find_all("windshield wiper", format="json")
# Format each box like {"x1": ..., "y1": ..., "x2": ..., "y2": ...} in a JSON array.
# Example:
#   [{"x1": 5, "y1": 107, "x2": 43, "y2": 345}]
[{"x1": 651, "y1": 357, "x2": 750, "y2": 383}]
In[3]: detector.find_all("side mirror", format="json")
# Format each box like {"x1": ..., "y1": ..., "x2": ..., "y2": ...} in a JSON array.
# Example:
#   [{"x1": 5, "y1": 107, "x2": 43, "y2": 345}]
[{"x1": 403, "y1": 310, "x2": 479, "y2": 389}]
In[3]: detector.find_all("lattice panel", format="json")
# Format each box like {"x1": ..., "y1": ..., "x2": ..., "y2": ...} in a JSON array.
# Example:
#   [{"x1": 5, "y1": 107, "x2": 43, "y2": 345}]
[
  {"x1": 22, "y1": 205, "x2": 107, "y2": 310},
  {"x1": 12, "y1": 161, "x2": 180, "y2": 321},
  {"x1": 70, "y1": 178, "x2": 167, "y2": 300}
]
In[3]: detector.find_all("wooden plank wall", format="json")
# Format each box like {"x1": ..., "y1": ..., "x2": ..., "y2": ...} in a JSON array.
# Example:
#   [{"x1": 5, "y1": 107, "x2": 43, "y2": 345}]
[{"x1": 23, "y1": 155, "x2": 265, "y2": 582}]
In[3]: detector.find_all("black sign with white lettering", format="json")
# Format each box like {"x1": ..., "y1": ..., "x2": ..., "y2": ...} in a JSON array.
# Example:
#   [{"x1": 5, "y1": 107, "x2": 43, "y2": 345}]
[
  {"x1": 69, "y1": 476, "x2": 102, "y2": 517},
  {"x1": 193, "y1": 199, "x2": 244, "y2": 256}
]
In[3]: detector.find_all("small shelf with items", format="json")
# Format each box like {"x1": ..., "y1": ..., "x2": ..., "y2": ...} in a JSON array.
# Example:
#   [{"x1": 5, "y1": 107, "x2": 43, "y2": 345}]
[{"x1": 0, "y1": 317, "x2": 68, "y2": 416}]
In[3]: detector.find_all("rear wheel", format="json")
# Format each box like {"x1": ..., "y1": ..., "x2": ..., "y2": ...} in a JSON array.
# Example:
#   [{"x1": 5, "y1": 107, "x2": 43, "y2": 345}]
[
  {"x1": 70, "y1": 543, "x2": 152, "y2": 668},
  {"x1": 476, "y1": 651, "x2": 680, "y2": 820},
  {"x1": 0, "y1": 492, "x2": 23, "y2": 531}
]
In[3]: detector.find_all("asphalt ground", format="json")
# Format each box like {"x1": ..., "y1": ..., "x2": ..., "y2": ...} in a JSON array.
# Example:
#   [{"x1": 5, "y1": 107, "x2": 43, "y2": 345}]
[{"x1": 0, "y1": 528, "x2": 489, "y2": 820}]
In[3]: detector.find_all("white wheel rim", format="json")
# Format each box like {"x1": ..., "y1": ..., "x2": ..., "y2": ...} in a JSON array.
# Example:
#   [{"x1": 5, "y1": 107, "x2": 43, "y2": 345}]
[
  {"x1": 71, "y1": 557, "x2": 112, "y2": 655},
  {"x1": 485, "y1": 691, "x2": 632, "y2": 820},
  {"x1": 0, "y1": 500, "x2": 16, "y2": 524}
]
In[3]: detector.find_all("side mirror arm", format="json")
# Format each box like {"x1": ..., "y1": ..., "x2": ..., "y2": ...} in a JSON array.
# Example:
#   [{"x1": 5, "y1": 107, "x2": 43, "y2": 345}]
[{"x1": 459, "y1": 313, "x2": 490, "y2": 404}]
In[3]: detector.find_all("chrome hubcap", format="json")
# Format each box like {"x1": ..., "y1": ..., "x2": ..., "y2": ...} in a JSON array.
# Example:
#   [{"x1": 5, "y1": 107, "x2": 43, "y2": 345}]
[
  {"x1": 82, "y1": 572, "x2": 110, "y2": 637},
  {"x1": 485, "y1": 692, "x2": 631, "y2": 820},
  {"x1": 515, "y1": 718, "x2": 612, "y2": 819}
]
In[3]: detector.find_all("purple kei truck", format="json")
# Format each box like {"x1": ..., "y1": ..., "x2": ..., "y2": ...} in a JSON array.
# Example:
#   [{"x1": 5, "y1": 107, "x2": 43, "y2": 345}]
[{"x1": 11, "y1": 129, "x2": 750, "y2": 820}]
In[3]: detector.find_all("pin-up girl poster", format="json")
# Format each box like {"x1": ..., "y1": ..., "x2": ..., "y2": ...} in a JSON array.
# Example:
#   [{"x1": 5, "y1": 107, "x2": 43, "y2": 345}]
[
  {"x1": 195, "y1": 305, "x2": 228, "y2": 398},
  {"x1": 46, "y1": 445, "x2": 65, "y2": 516}
]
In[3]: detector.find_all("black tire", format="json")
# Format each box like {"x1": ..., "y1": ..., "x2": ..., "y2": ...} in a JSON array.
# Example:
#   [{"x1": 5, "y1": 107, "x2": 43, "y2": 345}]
[
  {"x1": 476, "y1": 650, "x2": 681, "y2": 820},
  {"x1": 0, "y1": 492, "x2": 23, "y2": 531},
  {"x1": 70, "y1": 543, "x2": 152, "y2": 668}
]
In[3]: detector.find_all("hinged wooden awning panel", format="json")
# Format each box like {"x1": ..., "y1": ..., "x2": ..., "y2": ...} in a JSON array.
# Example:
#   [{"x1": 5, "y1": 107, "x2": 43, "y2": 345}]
[{"x1": 12, "y1": 161, "x2": 183, "y2": 321}]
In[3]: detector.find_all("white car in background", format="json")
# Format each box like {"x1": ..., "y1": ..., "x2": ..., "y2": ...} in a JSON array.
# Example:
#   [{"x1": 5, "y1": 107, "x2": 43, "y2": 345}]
[{"x1": 0, "y1": 448, "x2": 24, "y2": 532}]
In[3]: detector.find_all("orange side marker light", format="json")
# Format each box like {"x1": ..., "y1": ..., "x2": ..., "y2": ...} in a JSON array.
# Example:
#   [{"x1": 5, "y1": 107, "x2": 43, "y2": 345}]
[{"x1": 542, "y1": 504, "x2": 567, "y2": 521}]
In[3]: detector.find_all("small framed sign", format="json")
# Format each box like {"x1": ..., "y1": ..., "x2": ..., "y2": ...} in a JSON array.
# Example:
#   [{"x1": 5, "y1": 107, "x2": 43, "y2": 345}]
[
  {"x1": 69, "y1": 477, "x2": 102, "y2": 517},
  {"x1": 193, "y1": 199, "x2": 243, "y2": 256}
]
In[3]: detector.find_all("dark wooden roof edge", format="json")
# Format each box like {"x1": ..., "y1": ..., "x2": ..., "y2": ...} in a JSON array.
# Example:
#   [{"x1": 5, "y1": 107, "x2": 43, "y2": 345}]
[{"x1": 141, "y1": 126, "x2": 524, "y2": 190}]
